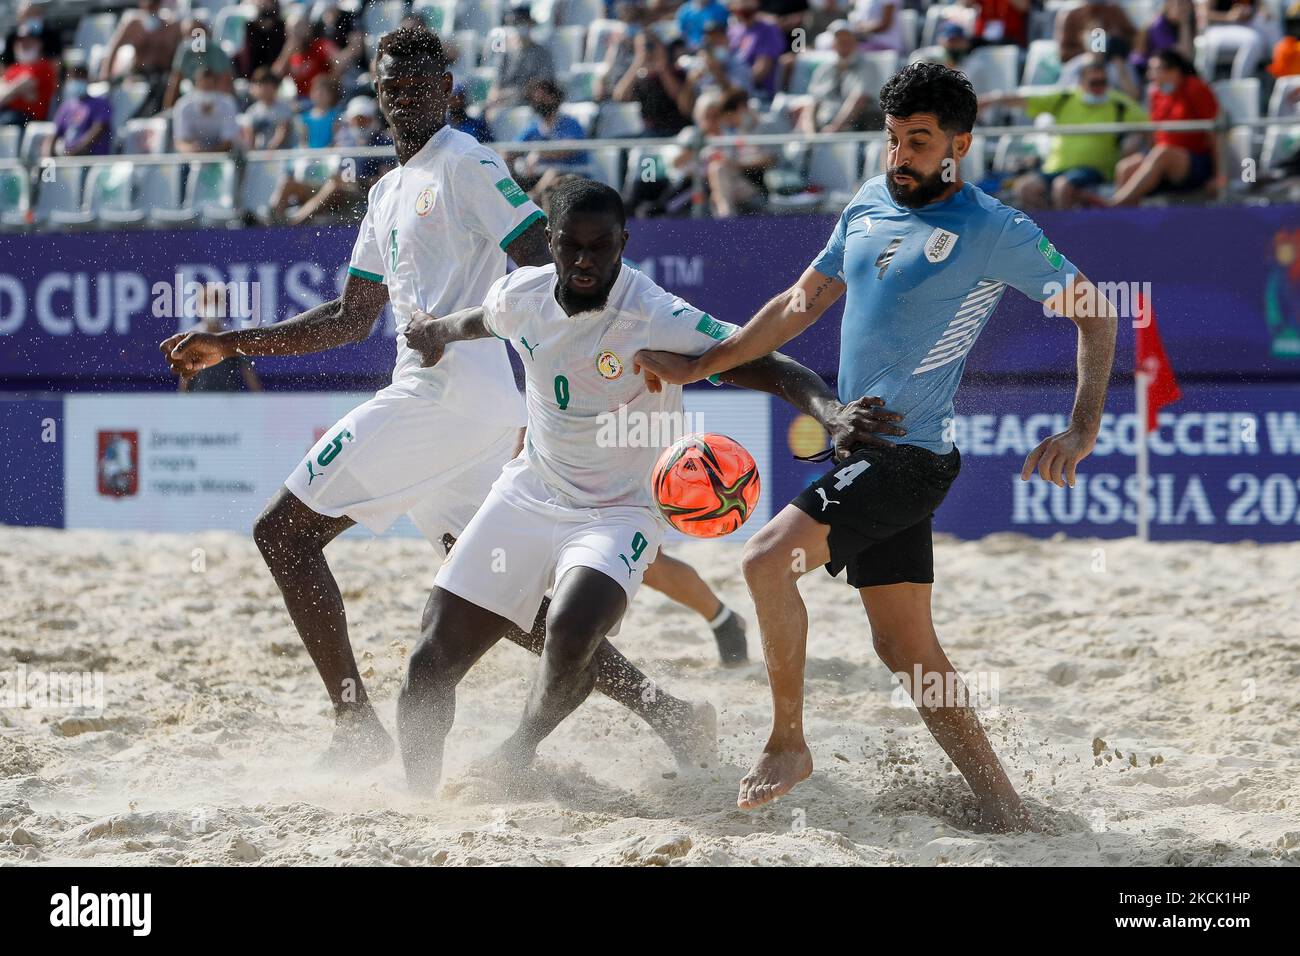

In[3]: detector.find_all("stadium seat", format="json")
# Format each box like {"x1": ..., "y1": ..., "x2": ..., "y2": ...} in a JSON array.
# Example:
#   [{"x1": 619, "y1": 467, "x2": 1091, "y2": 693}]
[
  {"x1": 239, "y1": 159, "x2": 286, "y2": 217},
  {"x1": 214, "y1": 4, "x2": 256, "y2": 58},
  {"x1": 449, "y1": 29, "x2": 481, "y2": 71},
  {"x1": 863, "y1": 139, "x2": 883, "y2": 180},
  {"x1": 962, "y1": 45, "x2": 1021, "y2": 96},
  {"x1": 921, "y1": 4, "x2": 977, "y2": 48},
  {"x1": 292, "y1": 155, "x2": 341, "y2": 186},
  {"x1": 0, "y1": 127, "x2": 19, "y2": 160},
  {"x1": 20, "y1": 123, "x2": 57, "y2": 166},
  {"x1": 480, "y1": 27, "x2": 515, "y2": 70},
  {"x1": 595, "y1": 101, "x2": 644, "y2": 139},
  {"x1": 119, "y1": 117, "x2": 170, "y2": 155},
  {"x1": 1213, "y1": 78, "x2": 1260, "y2": 124},
  {"x1": 622, "y1": 144, "x2": 685, "y2": 195},
  {"x1": 564, "y1": 102, "x2": 599, "y2": 136},
  {"x1": 531, "y1": 0, "x2": 559, "y2": 26},
  {"x1": 805, "y1": 141, "x2": 863, "y2": 208},
  {"x1": 544, "y1": 25, "x2": 586, "y2": 76},
  {"x1": 363, "y1": 1, "x2": 406, "y2": 39},
  {"x1": 788, "y1": 52, "x2": 835, "y2": 96},
  {"x1": 963, "y1": 134, "x2": 988, "y2": 182},
  {"x1": 74, "y1": 12, "x2": 119, "y2": 52},
  {"x1": 139, "y1": 162, "x2": 188, "y2": 223},
  {"x1": 34, "y1": 166, "x2": 88, "y2": 226},
  {"x1": 0, "y1": 163, "x2": 31, "y2": 227},
  {"x1": 412, "y1": 0, "x2": 457, "y2": 34},
  {"x1": 110, "y1": 80, "x2": 151, "y2": 134},
  {"x1": 585, "y1": 19, "x2": 625, "y2": 64},
  {"x1": 493, "y1": 105, "x2": 536, "y2": 143},
  {"x1": 1267, "y1": 75, "x2": 1300, "y2": 118},
  {"x1": 897, "y1": 8, "x2": 919, "y2": 54},
  {"x1": 858, "y1": 50, "x2": 901, "y2": 95},
  {"x1": 562, "y1": 63, "x2": 608, "y2": 103},
  {"x1": 464, "y1": 67, "x2": 497, "y2": 106},
  {"x1": 1022, "y1": 39, "x2": 1062, "y2": 87},
  {"x1": 560, "y1": 0, "x2": 605, "y2": 28},
  {"x1": 191, "y1": 161, "x2": 241, "y2": 223},
  {"x1": 1119, "y1": 0, "x2": 1159, "y2": 27},
  {"x1": 85, "y1": 162, "x2": 145, "y2": 226},
  {"x1": 1223, "y1": 126, "x2": 1255, "y2": 193},
  {"x1": 587, "y1": 146, "x2": 623, "y2": 188},
  {"x1": 456, "y1": 0, "x2": 503, "y2": 35}
]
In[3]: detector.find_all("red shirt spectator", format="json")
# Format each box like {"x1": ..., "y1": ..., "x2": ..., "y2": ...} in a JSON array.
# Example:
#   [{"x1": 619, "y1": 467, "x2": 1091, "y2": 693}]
[
  {"x1": 1150, "y1": 73, "x2": 1217, "y2": 155},
  {"x1": 288, "y1": 37, "x2": 337, "y2": 98},
  {"x1": 1, "y1": 55, "x2": 57, "y2": 121},
  {"x1": 971, "y1": 0, "x2": 1028, "y2": 47}
]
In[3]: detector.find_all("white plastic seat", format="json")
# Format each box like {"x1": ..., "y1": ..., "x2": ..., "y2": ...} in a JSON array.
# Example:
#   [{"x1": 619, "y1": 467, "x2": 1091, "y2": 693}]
[
  {"x1": 75, "y1": 12, "x2": 120, "y2": 52},
  {"x1": 584, "y1": 19, "x2": 625, "y2": 64},
  {"x1": 119, "y1": 117, "x2": 170, "y2": 155},
  {"x1": 363, "y1": 0, "x2": 406, "y2": 38},
  {"x1": 544, "y1": 25, "x2": 586, "y2": 75},
  {"x1": 87, "y1": 162, "x2": 146, "y2": 225},
  {"x1": 456, "y1": 0, "x2": 503, "y2": 35},
  {"x1": 493, "y1": 105, "x2": 536, "y2": 143},
  {"x1": 0, "y1": 127, "x2": 20, "y2": 160},
  {"x1": 561, "y1": 63, "x2": 608, "y2": 103},
  {"x1": 20, "y1": 122, "x2": 57, "y2": 166},
  {"x1": 0, "y1": 162, "x2": 31, "y2": 227},
  {"x1": 1213, "y1": 78, "x2": 1259, "y2": 124},
  {"x1": 1022, "y1": 39, "x2": 1062, "y2": 87},
  {"x1": 240, "y1": 158, "x2": 288, "y2": 216},
  {"x1": 788, "y1": 52, "x2": 835, "y2": 96},
  {"x1": 596, "y1": 101, "x2": 644, "y2": 138},
  {"x1": 413, "y1": 0, "x2": 457, "y2": 34},
  {"x1": 37, "y1": 167, "x2": 89, "y2": 226}
]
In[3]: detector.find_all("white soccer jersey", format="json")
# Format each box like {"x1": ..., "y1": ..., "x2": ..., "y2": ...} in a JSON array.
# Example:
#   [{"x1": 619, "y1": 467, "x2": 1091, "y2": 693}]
[
  {"x1": 348, "y1": 125, "x2": 542, "y2": 428},
  {"x1": 482, "y1": 263, "x2": 738, "y2": 509}
]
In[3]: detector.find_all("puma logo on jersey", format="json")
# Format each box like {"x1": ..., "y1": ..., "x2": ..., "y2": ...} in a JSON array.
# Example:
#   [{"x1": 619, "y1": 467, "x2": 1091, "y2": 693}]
[
  {"x1": 305, "y1": 460, "x2": 321, "y2": 484},
  {"x1": 478, "y1": 158, "x2": 498, "y2": 166},
  {"x1": 521, "y1": 337, "x2": 540, "y2": 359},
  {"x1": 815, "y1": 488, "x2": 840, "y2": 511},
  {"x1": 618, "y1": 554, "x2": 634, "y2": 576}
]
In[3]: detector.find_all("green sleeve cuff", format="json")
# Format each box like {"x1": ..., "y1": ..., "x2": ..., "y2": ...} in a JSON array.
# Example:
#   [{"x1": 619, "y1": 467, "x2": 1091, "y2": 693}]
[
  {"x1": 706, "y1": 373, "x2": 722, "y2": 386},
  {"x1": 499, "y1": 209, "x2": 546, "y2": 251},
  {"x1": 347, "y1": 265, "x2": 383, "y2": 283}
]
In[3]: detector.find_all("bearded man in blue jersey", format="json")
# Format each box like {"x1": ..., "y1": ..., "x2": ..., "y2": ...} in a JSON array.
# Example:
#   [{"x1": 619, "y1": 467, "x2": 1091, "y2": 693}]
[{"x1": 635, "y1": 63, "x2": 1118, "y2": 832}]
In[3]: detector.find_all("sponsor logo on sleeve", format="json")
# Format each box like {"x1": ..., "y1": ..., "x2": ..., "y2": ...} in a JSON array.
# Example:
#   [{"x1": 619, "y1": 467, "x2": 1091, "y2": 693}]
[
  {"x1": 1038, "y1": 234, "x2": 1064, "y2": 270},
  {"x1": 494, "y1": 178, "x2": 530, "y2": 208}
]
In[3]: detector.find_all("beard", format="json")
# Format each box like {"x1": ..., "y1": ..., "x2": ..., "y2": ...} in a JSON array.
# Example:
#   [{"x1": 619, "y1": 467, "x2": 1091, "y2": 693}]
[
  {"x1": 555, "y1": 278, "x2": 616, "y2": 316},
  {"x1": 886, "y1": 160, "x2": 954, "y2": 208}
]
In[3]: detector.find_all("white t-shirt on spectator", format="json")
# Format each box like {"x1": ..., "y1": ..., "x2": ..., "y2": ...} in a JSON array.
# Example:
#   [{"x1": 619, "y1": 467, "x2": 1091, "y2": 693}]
[
  {"x1": 850, "y1": 0, "x2": 906, "y2": 54},
  {"x1": 174, "y1": 90, "x2": 240, "y2": 148}
]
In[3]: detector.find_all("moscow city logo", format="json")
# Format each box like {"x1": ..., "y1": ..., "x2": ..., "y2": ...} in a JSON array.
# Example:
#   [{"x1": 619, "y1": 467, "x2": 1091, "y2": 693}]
[
  {"x1": 97, "y1": 430, "x2": 139, "y2": 497},
  {"x1": 415, "y1": 185, "x2": 436, "y2": 216},
  {"x1": 596, "y1": 349, "x2": 623, "y2": 380}
]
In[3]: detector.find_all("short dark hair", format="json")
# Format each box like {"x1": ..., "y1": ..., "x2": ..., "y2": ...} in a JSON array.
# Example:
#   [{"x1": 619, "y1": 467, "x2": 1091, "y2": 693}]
[
  {"x1": 375, "y1": 27, "x2": 447, "y2": 74},
  {"x1": 878, "y1": 62, "x2": 977, "y2": 134},
  {"x1": 548, "y1": 177, "x2": 626, "y2": 230},
  {"x1": 523, "y1": 77, "x2": 564, "y2": 103},
  {"x1": 1151, "y1": 48, "x2": 1196, "y2": 76},
  {"x1": 251, "y1": 65, "x2": 275, "y2": 84}
]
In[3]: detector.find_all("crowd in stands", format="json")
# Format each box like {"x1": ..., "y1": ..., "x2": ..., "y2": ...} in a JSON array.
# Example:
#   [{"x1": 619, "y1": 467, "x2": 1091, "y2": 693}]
[{"x1": 4, "y1": 0, "x2": 1300, "y2": 226}]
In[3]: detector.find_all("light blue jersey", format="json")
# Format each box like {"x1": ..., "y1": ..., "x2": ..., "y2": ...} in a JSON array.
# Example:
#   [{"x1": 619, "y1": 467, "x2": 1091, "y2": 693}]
[{"x1": 812, "y1": 177, "x2": 1079, "y2": 454}]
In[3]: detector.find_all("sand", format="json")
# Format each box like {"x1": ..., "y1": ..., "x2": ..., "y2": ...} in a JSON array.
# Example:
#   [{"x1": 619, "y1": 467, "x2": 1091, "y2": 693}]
[{"x1": 1, "y1": 526, "x2": 1297, "y2": 867}]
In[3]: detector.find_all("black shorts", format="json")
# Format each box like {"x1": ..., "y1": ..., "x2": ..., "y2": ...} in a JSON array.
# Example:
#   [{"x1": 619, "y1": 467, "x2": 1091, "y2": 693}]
[{"x1": 791, "y1": 443, "x2": 961, "y2": 588}]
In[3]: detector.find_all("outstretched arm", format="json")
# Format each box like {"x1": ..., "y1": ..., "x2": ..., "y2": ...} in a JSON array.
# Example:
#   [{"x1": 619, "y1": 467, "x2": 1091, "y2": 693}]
[
  {"x1": 403, "y1": 306, "x2": 492, "y2": 367},
  {"x1": 159, "y1": 272, "x2": 389, "y2": 380},
  {"x1": 1020, "y1": 273, "x2": 1118, "y2": 487},
  {"x1": 633, "y1": 267, "x2": 846, "y2": 387},
  {"x1": 720, "y1": 352, "x2": 905, "y2": 456}
]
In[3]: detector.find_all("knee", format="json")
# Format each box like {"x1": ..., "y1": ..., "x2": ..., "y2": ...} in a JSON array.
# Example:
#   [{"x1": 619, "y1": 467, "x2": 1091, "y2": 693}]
[
  {"x1": 541, "y1": 604, "x2": 603, "y2": 672},
  {"x1": 252, "y1": 506, "x2": 286, "y2": 562},
  {"x1": 403, "y1": 634, "x2": 454, "y2": 696},
  {"x1": 741, "y1": 533, "x2": 795, "y2": 588},
  {"x1": 870, "y1": 628, "x2": 904, "y2": 670},
  {"x1": 1050, "y1": 177, "x2": 1074, "y2": 206}
]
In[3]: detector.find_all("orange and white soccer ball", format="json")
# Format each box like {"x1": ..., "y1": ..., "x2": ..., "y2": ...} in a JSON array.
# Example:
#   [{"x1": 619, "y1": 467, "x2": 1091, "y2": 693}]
[{"x1": 651, "y1": 433, "x2": 761, "y2": 537}]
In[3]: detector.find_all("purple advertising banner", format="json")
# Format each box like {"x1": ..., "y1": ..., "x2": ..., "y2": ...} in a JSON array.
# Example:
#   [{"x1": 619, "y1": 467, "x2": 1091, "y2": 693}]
[
  {"x1": 769, "y1": 382, "x2": 1300, "y2": 543},
  {"x1": 2, "y1": 203, "x2": 1300, "y2": 387}
]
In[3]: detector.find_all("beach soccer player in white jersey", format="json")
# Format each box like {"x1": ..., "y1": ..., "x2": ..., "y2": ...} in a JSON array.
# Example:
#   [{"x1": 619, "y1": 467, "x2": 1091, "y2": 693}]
[
  {"x1": 392, "y1": 178, "x2": 906, "y2": 793},
  {"x1": 157, "y1": 28, "x2": 745, "y2": 772},
  {"x1": 637, "y1": 63, "x2": 1119, "y2": 831}
]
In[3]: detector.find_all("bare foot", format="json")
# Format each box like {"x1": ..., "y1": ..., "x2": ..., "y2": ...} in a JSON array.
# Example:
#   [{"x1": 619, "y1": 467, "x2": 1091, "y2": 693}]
[
  {"x1": 974, "y1": 795, "x2": 1041, "y2": 834},
  {"x1": 314, "y1": 705, "x2": 394, "y2": 772},
  {"x1": 737, "y1": 744, "x2": 813, "y2": 810},
  {"x1": 663, "y1": 701, "x2": 718, "y2": 771}
]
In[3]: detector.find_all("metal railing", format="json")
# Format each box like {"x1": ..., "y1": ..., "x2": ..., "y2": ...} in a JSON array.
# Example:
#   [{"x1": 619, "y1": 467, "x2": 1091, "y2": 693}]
[{"x1": 4, "y1": 114, "x2": 1293, "y2": 227}]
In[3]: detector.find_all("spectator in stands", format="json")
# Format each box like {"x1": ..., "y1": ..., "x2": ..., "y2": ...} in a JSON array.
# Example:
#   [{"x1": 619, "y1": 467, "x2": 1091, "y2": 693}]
[
  {"x1": 46, "y1": 63, "x2": 112, "y2": 156},
  {"x1": 595, "y1": 1, "x2": 647, "y2": 101},
  {"x1": 2, "y1": 4, "x2": 62, "y2": 67},
  {"x1": 981, "y1": 55, "x2": 1147, "y2": 208},
  {"x1": 0, "y1": 21, "x2": 56, "y2": 126},
  {"x1": 963, "y1": 0, "x2": 1030, "y2": 48},
  {"x1": 243, "y1": 66, "x2": 296, "y2": 149},
  {"x1": 181, "y1": 286, "x2": 263, "y2": 393},
  {"x1": 274, "y1": 10, "x2": 340, "y2": 101},
  {"x1": 728, "y1": 0, "x2": 786, "y2": 98},
  {"x1": 241, "y1": 0, "x2": 287, "y2": 79},
  {"x1": 173, "y1": 65, "x2": 240, "y2": 153},
  {"x1": 613, "y1": 32, "x2": 695, "y2": 136},
  {"x1": 798, "y1": 20, "x2": 879, "y2": 133},
  {"x1": 847, "y1": 0, "x2": 908, "y2": 54},
  {"x1": 488, "y1": 5, "x2": 557, "y2": 110},
  {"x1": 759, "y1": 0, "x2": 811, "y2": 53},
  {"x1": 1132, "y1": 0, "x2": 1198, "y2": 75},
  {"x1": 914, "y1": 20, "x2": 975, "y2": 69},
  {"x1": 687, "y1": 17, "x2": 754, "y2": 93},
  {"x1": 679, "y1": 0, "x2": 733, "y2": 48},
  {"x1": 300, "y1": 74, "x2": 343, "y2": 149},
  {"x1": 164, "y1": 18, "x2": 235, "y2": 109},
  {"x1": 513, "y1": 77, "x2": 591, "y2": 190},
  {"x1": 696, "y1": 88, "x2": 774, "y2": 215},
  {"x1": 1058, "y1": 0, "x2": 1138, "y2": 64},
  {"x1": 449, "y1": 84, "x2": 494, "y2": 143},
  {"x1": 99, "y1": 0, "x2": 182, "y2": 117},
  {"x1": 1199, "y1": 0, "x2": 1276, "y2": 80},
  {"x1": 316, "y1": 2, "x2": 367, "y2": 78},
  {"x1": 1109, "y1": 48, "x2": 1218, "y2": 204}
]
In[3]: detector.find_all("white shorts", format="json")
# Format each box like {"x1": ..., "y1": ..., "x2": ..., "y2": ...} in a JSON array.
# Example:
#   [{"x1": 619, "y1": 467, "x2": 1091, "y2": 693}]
[
  {"x1": 283, "y1": 387, "x2": 519, "y2": 543},
  {"x1": 434, "y1": 456, "x2": 664, "y2": 634}
]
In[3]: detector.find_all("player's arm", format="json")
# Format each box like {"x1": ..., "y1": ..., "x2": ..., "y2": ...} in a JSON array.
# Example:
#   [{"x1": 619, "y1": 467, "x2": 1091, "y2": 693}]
[
  {"x1": 1020, "y1": 273, "x2": 1118, "y2": 488},
  {"x1": 720, "y1": 352, "x2": 905, "y2": 456},
  {"x1": 159, "y1": 272, "x2": 389, "y2": 379},
  {"x1": 404, "y1": 306, "x2": 492, "y2": 367},
  {"x1": 503, "y1": 216, "x2": 552, "y2": 268},
  {"x1": 633, "y1": 266, "x2": 845, "y2": 386}
]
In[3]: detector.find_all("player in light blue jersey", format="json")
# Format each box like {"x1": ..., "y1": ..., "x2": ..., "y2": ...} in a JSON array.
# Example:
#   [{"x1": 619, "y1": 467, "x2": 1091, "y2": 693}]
[{"x1": 637, "y1": 63, "x2": 1119, "y2": 831}]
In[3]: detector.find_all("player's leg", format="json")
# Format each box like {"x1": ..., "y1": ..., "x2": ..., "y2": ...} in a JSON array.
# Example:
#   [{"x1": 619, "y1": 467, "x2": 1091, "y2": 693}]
[
  {"x1": 492, "y1": 566, "x2": 630, "y2": 770},
  {"x1": 495, "y1": 596, "x2": 717, "y2": 768},
  {"x1": 642, "y1": 552, "x2": 748, "y2": 665},
  {"x1": 252, "y1": 486, "x2": 391, "y2": 766},
  {"x1": 859, "y1": 579, "x2": 1036, "y2": 833},
  {"x1": 396, "y1": 585, "x2": 514, "y2": 795},
  {"x1": 735, "y1": 504, "x2": 830, "y2": 809}
]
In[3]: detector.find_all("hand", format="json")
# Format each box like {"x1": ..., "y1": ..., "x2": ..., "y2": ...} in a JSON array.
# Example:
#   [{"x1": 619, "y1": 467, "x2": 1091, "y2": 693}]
[
  {"x1": 632, "y1": 349, "x2": 705, "y2": 393},
  {"x1": 823, "y1": 396, "x2": 906, "y2": 458},
  {"x1": 159, "y1": 331, "x2": 231, "y2": 381},
  {"x1": 405, "y1": 311, "x2": 449, "y2": 367},
  {"x1": 1020, "y1": 426, "x2": 1097, "y2": 488}
]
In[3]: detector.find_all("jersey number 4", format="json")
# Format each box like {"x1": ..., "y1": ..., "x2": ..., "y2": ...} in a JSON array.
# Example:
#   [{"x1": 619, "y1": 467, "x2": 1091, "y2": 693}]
[{"x1": 832, "y1": 460, "x2": 870, "y2": 490}]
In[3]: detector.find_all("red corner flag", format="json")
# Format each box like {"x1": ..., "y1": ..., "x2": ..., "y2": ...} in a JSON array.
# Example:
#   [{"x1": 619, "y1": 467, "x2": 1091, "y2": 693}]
[{"x1": 1135, "y1": 294, "x2": 1181, "y2": 432}]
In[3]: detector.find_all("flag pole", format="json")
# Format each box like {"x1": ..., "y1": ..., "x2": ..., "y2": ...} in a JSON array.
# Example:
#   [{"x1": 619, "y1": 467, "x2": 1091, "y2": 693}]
[{"x1": 1135, "y1": 369, "x2": 1150, "y2": 542}]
